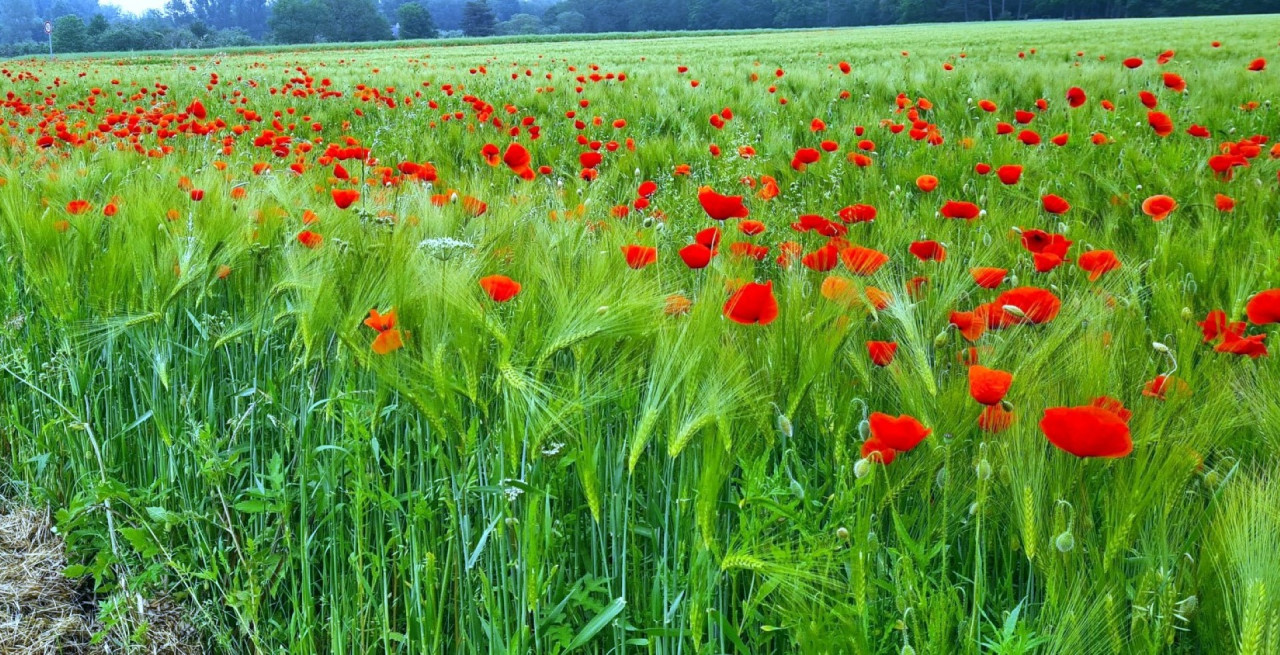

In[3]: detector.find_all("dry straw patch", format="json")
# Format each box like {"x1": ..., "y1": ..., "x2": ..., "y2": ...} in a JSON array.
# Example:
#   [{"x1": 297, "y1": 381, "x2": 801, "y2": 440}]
[{"x1": 0, "y1": 505, "x2": 201, "y2": 654}]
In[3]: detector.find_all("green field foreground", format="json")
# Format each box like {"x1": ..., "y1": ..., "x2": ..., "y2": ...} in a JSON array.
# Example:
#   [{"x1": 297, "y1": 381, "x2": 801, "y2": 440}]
[{"x1": 2, "y1": 16, "x2": 1280, "y2": 653}]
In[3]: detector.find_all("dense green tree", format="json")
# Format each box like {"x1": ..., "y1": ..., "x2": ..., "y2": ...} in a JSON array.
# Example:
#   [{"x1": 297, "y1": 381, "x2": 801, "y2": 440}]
[
  {"x1": 50, "y1": 14, "x2": 87, "y2": 52},
  {"x1": 268, "y1": 0, "x2": 326, "y2": 42},
  {"x1": 323, "y1": 0, "x2": 392, "y2": 41},
  {"x1": 396, "y1": 1, "x2": 438, "y2": 38},
  {"x1": 496, "y1": 12, "x2": 542, "y2": 33},
  {"x1": 461, "y1": 0, "x2": 497, "y2": 35}
]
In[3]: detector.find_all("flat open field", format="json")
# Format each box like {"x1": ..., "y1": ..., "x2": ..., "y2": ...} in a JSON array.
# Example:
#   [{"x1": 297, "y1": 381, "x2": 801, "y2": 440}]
[{"x1": 2, "y1": 15, "x2": 1280, "y2": 654}]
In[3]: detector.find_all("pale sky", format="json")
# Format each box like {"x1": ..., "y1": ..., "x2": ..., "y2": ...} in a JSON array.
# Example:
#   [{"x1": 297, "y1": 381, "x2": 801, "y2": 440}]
[{"x1": 102, "y1": 0, "x2": 170, "y2": 16}]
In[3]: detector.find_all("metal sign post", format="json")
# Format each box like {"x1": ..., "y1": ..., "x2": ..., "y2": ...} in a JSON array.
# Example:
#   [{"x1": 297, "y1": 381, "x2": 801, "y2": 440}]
[{"x1": 45, "y1": 21, "x2": 53, "y2": 58}]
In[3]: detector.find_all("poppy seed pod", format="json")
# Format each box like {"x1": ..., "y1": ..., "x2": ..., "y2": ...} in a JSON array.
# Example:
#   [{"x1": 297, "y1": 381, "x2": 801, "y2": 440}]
[{"x1": 1054, "y1": 531, "x2": 1075, "y2": 553}]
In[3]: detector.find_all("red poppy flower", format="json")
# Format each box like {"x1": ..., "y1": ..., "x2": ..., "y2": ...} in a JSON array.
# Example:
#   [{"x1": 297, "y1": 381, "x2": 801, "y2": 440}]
[
  {"x1": 1246, "y1": 289, "x2": 1280, "y2": 325},
  {"x1": 739, "y1": 220, "x2": 766, "y2": 236},
  {"x1": 479, "y1": 275, "x2": 521, "y2": 302},
  {"x1": 1041, "y1": 194, "x2": 1071, "y2": 214},
  {"x1": 908, "y1": 240, "x2": 946, "y2": 262},
  {"x1": 297, "y1": 230, "x2": 323, "y2": 248},
  {"x1": 372, "y1": 329, "x2": 404, "y2": 355},
  {"x1": 1066, "y1": 86, "x2": 1087, "y2": 108},
  {"x1": 994, "y1": 287, "x2": 1061, "y2": 325},
  {"x1": 1162, "y1": 72, "x2": 1186, "y2": 93},
  {"x1": 1122, "y1": 57, "x2": 1143, "y2": 69},
  {"x1": 840, "y1": 245, "x2": 889, "y2": 276},
  {"x1": 1216, "y1": 331, "x2": 1268, "y2": 358},
  {"x1": 940, "y1": 200, "x2": 981, "y2": 220},
  {"x1": 1143, "y1": 375, "x2": 1190, "y2": 400},
  {"x1": 970, "y1": 267, "x2": 1007, "y2": 289},
  {"x1": 1041, "y1": 405, "x2": 1132, "y2": 458},
  {"x1": 1141, "y1": 195, "x2": 1177, "y2": 221},
  {"x1": 678, "y1": 243, "x2": 714, "y2": 269},
  {"x1": 802, "y1": 244, "x2": 840, "y2": 272},
  {"x1": 978, "y1": 405, "x2": 1015, "y2": 433},
  {"x1": 1020, "y1": 229, "x2": 1073, "y2": 257},
  {"x1": 1215, "y1": 194, "x2": 1235, "y2": 211},
  {"x1": 621, "y1": 245, "x2": 657, "y2": 269},
  {"x1": 868, "y1": 412, "x2": 930, "y2": 452},
  {"x1": 723, "y1": 281, "x2": 778, "y2": 325},
  {"x1": 332, "y1": 189, "x2": 360, "y2": 209},
  {"x1": 1148, "y1": 111, "x2": 1174, "y2": 137},
  {"x1": 67, "y1": 199, "x2": 91, "y2": 215},
  {"x1": 698, "y1": 187, "x2": 749, "y2": 220},
  {"x1": 838, "y1": 204, "x2": 877, "y2": 223},
  {"x1": 867, "y1": 341, "x2": 898, "y2": 366},
  {"x1": 996, "y1": 165, "x2": 1022, "y2": 185},
  {"x1": 1248, "y1": 58, "x2": 1267, "y2": 72},
  {"x1": 503, "y1": 143, "x2": 534, "y2": 180},
  {"x1": 364, "y1": 308, "x2": 397, "y2": 332},
  {"x1": 1198, "y1": 309, "x2": 1245, "y2": 343},
  {"x1": 1077, "y1": 250, "x2": 1121, "y2": 281},
  {"x1": 968, "y1": 365, "x2": 1013, "y2": 405},
  {"x1": 916, "y1": 175, "x2": 939, "y2": 192},
  {"x1": 1139, "y1": 91, "x2": 1158, "y2": 109},
  {"x1": 950, "y1": 310, "x2": 987, "y2": 341}
]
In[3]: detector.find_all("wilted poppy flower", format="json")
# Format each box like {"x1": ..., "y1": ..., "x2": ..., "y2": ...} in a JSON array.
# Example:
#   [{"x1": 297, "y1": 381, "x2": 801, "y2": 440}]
[
  {"x1": 1141, "y1": 195, "x2": 1177, "y2": 221},
  {"x1": 867, "y1": 341, "x2": 898, "y2": 366},
  {"x1": 1041, "y1": 194, "x2": 1071, "y2": 214},
  {"x1": 970, "y1": 267, "x2": 1007, "y2": 289},
  {"x1": 1077, "y1": 250, "x2": 1121, "y2": 281},
  {"x1": 333, "y1": 189, "x2": 360, "y2": 209},
  {"x1": 968, "y1": 365, "x2": 1013, "y2": 405},
  {"x1": 868, "y1": 412, "x2": 930, "y2": 452},
  {"x1": 621, "y1": 245, "x2": 657, "y2": 269},
  {"x1": 664, "y1": 294, "x2": 692, "y2": 316},
  {"x1": 698, "y1": 187, "x2": 749, "y2": 220},
  {"x1": 1246, "y1": 289, "x2": 1280, "y2": 325},
  {"x1": 723, "y1": 281, "x2": 778, "y2": 325},
  {"x1": 479, "y1": 275, "x2": 521, "y2": 302},
  {"x1": 1040, "y1": 404, "x2": 1132, "y2": 458}
]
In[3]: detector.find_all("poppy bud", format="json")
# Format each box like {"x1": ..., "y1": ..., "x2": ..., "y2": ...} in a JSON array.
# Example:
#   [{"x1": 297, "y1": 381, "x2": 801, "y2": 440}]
[
  {"x1": 1054, "y1": 531, "x2": 1075, "y2": 552},
  {"x1": 1152, "y1": 341, "x2": 1170, "y2": 353},
  {"x1": 1180, "y1": 307, "x2": 1193, "y2": 321},
  {"x1": 836, "y1": 526, "x2": 850, "y2": 540},
  {"x1": 1000, "y1": 400, "x2": 1014, "y2": 412},
  {"x1": 901, "y1": 645, "x2": 917, "y2": 655},
  {"x1": 854, "y1": 457, "x2": 872, "y2": 479},
  {"x1": 935, "y1": 468, "x2": 947, "y2": 487},
  {"x1": 976, "y1": 459, "x2": 992, "y2": 480},
  {"x1": 789, "y1": 479, "x2": 804, "y2": 500},
  {"x1": 857, "y1": 419, "x2": 870, "y2": 440},
  {"x1": 933, "y1": 330, "x2": 949, "y2": 348},
  {"x1": 1002, "y1": 304, "x2": 1027, "y2": 318},
  {"x1": 776, "y1": 413, "x2": 793, "y2": 440},
  {"x1": 969, "y1": 501, "x2": 979, "y2": 515}
]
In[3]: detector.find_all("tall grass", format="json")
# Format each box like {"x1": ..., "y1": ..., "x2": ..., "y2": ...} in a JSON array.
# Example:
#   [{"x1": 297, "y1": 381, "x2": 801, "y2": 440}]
[{"x1": 1, "y1": 16, "x2": 1279, "y2": 653}]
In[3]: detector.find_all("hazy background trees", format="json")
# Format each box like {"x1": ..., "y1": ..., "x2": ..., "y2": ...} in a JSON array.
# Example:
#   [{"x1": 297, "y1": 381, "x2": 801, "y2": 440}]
[{"x1": 2, "y1": 0, "x2": 1276, "y2": 56}]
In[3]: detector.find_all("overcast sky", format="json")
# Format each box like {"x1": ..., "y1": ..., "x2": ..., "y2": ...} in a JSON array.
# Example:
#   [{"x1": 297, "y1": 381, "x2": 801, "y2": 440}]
[{"x1": 102, "y1": 0, "x2": 170, "y2": 15}]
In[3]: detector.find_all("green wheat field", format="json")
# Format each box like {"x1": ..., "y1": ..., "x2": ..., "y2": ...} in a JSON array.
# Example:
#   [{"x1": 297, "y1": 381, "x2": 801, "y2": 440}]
[{"x1": 2, "y1": 15, "x2": 1280, "y2": 654}]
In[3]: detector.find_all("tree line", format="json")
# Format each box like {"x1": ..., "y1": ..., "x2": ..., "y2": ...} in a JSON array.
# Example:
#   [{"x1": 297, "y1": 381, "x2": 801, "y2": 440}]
[{"x1": 2, "y1": 0, "x2": 1276, "y2": 56}]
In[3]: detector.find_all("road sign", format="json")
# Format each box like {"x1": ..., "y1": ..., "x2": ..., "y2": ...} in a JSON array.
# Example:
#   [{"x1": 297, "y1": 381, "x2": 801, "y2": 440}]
[{"x1": 44, "y1": 21, "x2": 52, "y2": 35}]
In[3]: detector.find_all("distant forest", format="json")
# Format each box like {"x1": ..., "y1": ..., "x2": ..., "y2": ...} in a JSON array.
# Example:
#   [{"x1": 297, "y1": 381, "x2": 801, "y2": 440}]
[{"x1": 2, "y1": 0, "x2": 1278, "y2": 56}]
